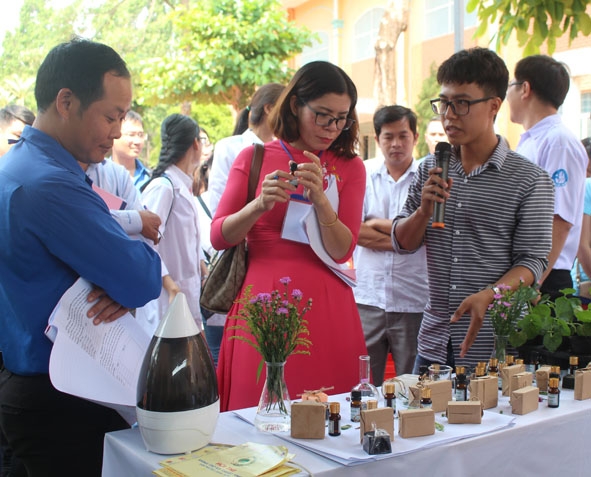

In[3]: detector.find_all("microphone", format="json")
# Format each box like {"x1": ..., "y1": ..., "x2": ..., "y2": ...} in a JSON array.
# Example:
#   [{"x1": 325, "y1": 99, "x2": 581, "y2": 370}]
[{"x1": 432, "y1": 142, "x2": 452, "y2": 229}]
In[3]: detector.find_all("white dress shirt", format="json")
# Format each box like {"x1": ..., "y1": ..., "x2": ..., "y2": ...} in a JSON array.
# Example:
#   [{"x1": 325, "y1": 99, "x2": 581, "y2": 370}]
[
  {"x1": 517, "y1": 114, "x2": 587, "y2": 270},
  {"x1": 354, "y1": 159, "x2": 429, "y2": 312},
  {"x1": 208, "y1": 129, "x2": 262, "y2": 216},
  {"x1": 139, "y1": 165, "x2": 202, "y2": 335}
]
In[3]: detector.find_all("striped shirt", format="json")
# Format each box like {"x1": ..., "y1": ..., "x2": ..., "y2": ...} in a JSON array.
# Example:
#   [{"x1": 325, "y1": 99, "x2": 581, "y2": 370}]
[{"x1": 392, "y1": 137, "x2": 554, "y2": 368}]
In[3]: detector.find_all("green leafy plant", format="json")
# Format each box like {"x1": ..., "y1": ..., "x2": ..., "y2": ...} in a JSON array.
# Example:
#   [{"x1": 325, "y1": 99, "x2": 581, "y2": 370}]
[
  {"x1": 511, "y1": 288, "x2": 591, "y2": 352},
  {"x1": 228, "y1": 277, "x2": 312, "y2": 412},
  {"x1": 489, "y1": 282, "x2": 538, "y2": 338}
]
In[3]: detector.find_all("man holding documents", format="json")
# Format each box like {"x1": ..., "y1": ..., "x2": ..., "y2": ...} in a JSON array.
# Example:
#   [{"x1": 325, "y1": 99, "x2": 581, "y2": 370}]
[{"x1": 0, "y1": 39, "x2": 161, "y2": 476}]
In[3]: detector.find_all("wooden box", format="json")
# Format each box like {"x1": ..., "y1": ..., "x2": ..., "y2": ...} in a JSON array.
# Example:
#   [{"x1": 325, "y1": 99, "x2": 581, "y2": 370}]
[
  {"x1": 536, "y1": 365, "x2": 551, "y2": 393},
  {"x1": 574, "y1": 368, "x2": 591, "y2": 400},
  {"x1": 410, "y1": 379, "x2": 452, "y2": 413},
  {"x1": 500, "y1": 364, "x2": 525, "y2": 396},
  {"x1": 511, "y1": 385, "x2": 539, "y2": 415},
  {"x1": 446, "y1": 401, "x2": 483, "y2": 424},
  {"x1": 290, "y1": 401, "x2": 325, "y2": 439},
  {"x1": 398, "y1": 408, "x2": 435, "y2": 438},
  {"x1": 359, "y1": 407, "x2": 394, "y2": 443},
  {"x1": 509, "y1": 372, "x2": 533, "y2": 399},
  {"x1": 468, "y1": 376, "x2": 498, "y2": 409}
]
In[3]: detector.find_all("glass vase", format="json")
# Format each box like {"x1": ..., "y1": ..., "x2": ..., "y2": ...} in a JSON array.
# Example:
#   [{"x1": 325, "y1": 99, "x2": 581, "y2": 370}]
[
  {"x1": 493, "y1": 334, "x2": 509, "y2": 363},
  {"x1": 254, "y1": 362, "x2": 291, "y2": 432}
]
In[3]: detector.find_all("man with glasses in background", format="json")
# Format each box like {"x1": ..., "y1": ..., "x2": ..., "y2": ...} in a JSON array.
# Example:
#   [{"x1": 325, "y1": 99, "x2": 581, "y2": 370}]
[
  {"x1": 507, "y1": 55, "x2": 587, "y2": 300},
  {"x1": 0, "y1": 105, "x2": 35, "y2": 157},
  {"x1": 384, "y1": 47, "x2": 555, "y2": 370},
  {"x1": 111, "y1": 110, "x2": 151, "y2": 190}
]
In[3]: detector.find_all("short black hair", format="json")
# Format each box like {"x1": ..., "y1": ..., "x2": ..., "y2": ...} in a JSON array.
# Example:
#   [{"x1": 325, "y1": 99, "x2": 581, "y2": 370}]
[
  {"x1": 373, "y1": 105, "x2": 417, "y2": 137},
  {"x1": 35, "y1": 37, "x2": 130, "y2": 113},
  {"x1": 514, "y1": 55, "x2": 570, "y2": 109},
  {"x1": 437, "y1": 47, "x2": 509, "y2": 100},
  {"x1": 0, "y1": 105, "x2": 35, "y2": 128}
]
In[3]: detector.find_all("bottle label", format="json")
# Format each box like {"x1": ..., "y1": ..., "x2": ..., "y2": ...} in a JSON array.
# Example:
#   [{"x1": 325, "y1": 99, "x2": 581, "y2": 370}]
[
  {"x1": 421, "y1": 402, "x2": 432, "y2": 409},
  {"x1": 328, "y1": 420, "x2": 339, "y2": 434},
  {"x1": 455, "y1": 388, "x2": 466, "y2": 401},
  {"x1": 351, "y1": 406, "x2": 361, "y2": 422},
  {"x1": 548, "y1": 393, "x2": 559, "y2": 407}
]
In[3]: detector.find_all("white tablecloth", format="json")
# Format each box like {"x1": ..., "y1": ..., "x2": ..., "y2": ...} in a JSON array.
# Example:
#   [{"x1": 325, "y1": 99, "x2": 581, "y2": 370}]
[{"x1": 103, "y1": 389, "x2": 591, "y2": 476}]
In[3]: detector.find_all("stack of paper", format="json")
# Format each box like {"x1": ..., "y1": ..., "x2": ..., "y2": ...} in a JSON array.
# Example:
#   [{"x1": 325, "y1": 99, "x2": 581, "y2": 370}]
[{"x1": 153, "y1": 442, "x2": 301, "y2": 477}]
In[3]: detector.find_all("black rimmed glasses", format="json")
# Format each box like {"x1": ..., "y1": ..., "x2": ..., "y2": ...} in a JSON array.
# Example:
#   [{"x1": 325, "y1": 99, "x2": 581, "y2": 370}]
[
  {"x1": 304, "y1": 103, "x2": 355, "y2": 131},
  {"x1": 508, "y1": 81, "x2": 525, "y2": 88},
  {"x1": 430, "y1": 97, "x2": 494, "y2": 116}
]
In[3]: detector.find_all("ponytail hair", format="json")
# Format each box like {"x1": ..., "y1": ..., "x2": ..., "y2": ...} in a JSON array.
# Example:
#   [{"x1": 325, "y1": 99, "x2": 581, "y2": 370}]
[
  {"x1": 141, "y1": 114, "x2": 199, "y2": 192},
  {"x1": 232, "y1": 82, "x2": 285, "y2": 135}
]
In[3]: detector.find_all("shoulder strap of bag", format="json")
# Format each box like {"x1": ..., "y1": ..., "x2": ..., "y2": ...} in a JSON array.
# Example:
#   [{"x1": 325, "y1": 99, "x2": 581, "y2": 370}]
[
  {"x1": 197, "y1": 195, "x2": 211, "y2": 219},
  {"x1": 248, "y1": 144, "x2": 264, "y2": 202}
]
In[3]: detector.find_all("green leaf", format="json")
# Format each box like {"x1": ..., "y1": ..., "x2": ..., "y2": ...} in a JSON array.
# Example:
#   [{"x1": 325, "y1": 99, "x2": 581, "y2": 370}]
[{"x1": 544, "y1": 332, "x2": 563, "y2": 352}]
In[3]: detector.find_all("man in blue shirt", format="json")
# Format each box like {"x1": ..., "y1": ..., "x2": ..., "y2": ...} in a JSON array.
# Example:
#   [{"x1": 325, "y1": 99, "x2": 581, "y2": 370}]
[{"x1": 0, "y1": 39, "x2": 161, "y2": 476}]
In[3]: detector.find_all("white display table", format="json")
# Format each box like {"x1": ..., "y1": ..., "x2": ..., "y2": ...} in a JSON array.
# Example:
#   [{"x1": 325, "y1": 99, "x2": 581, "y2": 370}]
[{"x1": 103, "y1": 389, "x2": 591, "y2": 476}]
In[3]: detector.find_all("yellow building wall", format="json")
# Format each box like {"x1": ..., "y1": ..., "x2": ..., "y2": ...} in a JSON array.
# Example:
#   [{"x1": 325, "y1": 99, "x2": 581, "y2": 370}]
[{"x1": 284, "y1": 1, "x2": 591, "y2": 155}]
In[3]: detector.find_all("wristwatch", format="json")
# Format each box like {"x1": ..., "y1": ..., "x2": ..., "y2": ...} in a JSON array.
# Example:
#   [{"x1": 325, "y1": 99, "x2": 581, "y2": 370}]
[{"x1": 485, "y1": 284, "x2": 501, "y2": 296}]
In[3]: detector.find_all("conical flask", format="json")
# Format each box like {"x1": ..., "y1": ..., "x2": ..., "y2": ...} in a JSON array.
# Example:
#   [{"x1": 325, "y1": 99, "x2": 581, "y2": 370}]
[{"x1": 136, "y1": 292, "x2": 219, "y2": 454}]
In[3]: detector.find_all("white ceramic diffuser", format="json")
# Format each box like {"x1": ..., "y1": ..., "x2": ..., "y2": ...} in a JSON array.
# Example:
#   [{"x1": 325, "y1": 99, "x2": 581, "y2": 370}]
[{"x1": 136, "y1": 293, "x2": 219, "y2": 454}]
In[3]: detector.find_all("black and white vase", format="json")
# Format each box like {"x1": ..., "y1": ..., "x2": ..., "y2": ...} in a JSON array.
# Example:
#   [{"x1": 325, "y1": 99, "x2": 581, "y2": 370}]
[{"x1": 136, "y1": 293, "x2": 219, "y2": 454}]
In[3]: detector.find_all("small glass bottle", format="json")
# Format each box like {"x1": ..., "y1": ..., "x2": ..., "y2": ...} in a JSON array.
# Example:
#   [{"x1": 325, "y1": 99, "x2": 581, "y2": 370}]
[
  {"x1": 383, "y1": 382, "x2": 396, "y2": 410},
  {"x1": 550, "y1": 365, "x2": 561, "y2": 387},
  {"x1": 366, "y1": 399, "x2": 378, "y2": 410},
  {"x1": 515, "y1": 358, "x2": 524, "y2": 366},
  {"x1": 475, "y1": 364, "x2": 486, "y2": 378},
  {"x1": 562, "y1": 356, "x2": 579, "y2": 390},
  {"x1": 488, "y1": 358, "x2": 499, "y2": 377},
  {"x1": 420, "y1": 387, "x2": 432, "y2": 409},
  {"x1": 455, "y1": 366, "x2": 467, "y2": 401},
  {"x1": 548, "y1": 377, "x2": 560, "y2": 408},
  {"x1": 351, "y1": 355, "x2": 379, "y2": 409},
  {"x1": 506, "y1": 355, "x2": 515, "y2": 366},
  {"x1": 350, "y1": 390, "x2": 362, "y2": 422},
  {"x1": 328, "y1": 402, "x2": 341, "y2": 436},
  {"x1": 497, "y1": 362, "x2": 504, "y2": 390}
]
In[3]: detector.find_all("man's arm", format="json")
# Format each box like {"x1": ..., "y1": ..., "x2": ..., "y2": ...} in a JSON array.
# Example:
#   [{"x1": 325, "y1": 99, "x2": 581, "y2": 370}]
[
  {"x1": 539, "y1": 214, "x2": 572, "y2": 284},
  {"x1": 451, "y1": 266, "x2": 535, "y2": 358},
  {"x1": 357, "y1": 219, "x2": 393, "y2": 251},
  {"x1": 393, "y1": 165, "x2": 452, "y2": 251},
  {"x1": 578, "y1": 213, "x2": 591, "y2": 278}
]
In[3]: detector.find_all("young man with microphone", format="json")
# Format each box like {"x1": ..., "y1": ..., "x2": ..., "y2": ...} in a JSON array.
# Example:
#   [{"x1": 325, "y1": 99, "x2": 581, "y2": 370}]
[{"x1": 389, "y1": 48, "x2": 555, "y2": 370}]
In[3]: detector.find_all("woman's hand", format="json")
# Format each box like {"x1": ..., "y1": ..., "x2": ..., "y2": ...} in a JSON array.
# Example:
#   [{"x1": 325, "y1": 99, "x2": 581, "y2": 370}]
[
  {"x1": 296, "y1": 151, "x2": 326, "y2": 205},
  {"x1": 256, "y1": 170, "x2": 297, "y2": 211}
]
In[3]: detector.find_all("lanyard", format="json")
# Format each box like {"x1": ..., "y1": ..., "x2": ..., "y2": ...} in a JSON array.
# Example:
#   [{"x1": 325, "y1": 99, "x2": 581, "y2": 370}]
[{"x1": 279, "y1": 140, "x2": 323, "y2": 163}]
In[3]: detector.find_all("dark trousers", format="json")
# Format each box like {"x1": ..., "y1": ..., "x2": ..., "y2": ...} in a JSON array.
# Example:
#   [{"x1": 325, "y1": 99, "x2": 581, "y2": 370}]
[
  {"x1": 0, "y1": 369, "x2": 129, "y2": 477},
  {"x1": 540, "y1": 269, "x2": 573, "y2": 301}
]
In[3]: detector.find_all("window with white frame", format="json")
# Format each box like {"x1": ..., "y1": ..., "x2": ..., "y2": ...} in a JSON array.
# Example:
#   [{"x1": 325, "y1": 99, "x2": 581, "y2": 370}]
[
  {"x1": 353, "y1": 7, "x2": 386, "y2": 62},
  {"x1": 425, "y1": 0, "x2": 478, "y2": 40},
  {"x1": 301, "y1": 31, "x2": 330, "y2": 64}
]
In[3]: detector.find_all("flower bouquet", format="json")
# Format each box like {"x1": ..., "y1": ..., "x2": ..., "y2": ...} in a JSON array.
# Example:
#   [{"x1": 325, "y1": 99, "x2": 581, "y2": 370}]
[
  {"x1": 228, "y1": 277, "x2": 312, "y2": 431},
  {"x1": 488, "y1": 282, "x2": 538, "y2": 361}
]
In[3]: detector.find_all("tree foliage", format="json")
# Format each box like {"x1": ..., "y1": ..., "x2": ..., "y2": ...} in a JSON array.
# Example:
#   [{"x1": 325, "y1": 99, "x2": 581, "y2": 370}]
[
  {"x1": 414, "y1": 63, "x2": 440, "y2": 159},
  {"x1": 467, "y1": 0, "x2": 591, "y2": 55},
  {"x1": 137, "y1": 0, "x2": 313, "y2": 111}
]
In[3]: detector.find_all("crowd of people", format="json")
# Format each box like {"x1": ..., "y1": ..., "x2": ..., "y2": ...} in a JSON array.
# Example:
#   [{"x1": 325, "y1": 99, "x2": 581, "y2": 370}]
[{"x1": 0, "y1": 37, "x2": 590, "y2": 476}]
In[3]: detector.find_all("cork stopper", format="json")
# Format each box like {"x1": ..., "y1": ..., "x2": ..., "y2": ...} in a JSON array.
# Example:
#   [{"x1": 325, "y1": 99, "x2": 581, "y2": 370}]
[
  {"x1": 455, "y1": 366, "x2": 465, "y2": 375},
  {"x1": 329, "y1": 402, "x2": 340, "y2": 414},
  {"x1": 366, "y1": 399, "x2": 378, "y2": 410},
  {"x1": 421, "y1": 387, "x2": 432, "y2": 399},
  {"x1": 570, "y1": 356, "x2": 579, "y2": 366},
  {"x1": 506, "y1": 355, "x2": 515, "y2": 365},
  {"x1": 549, "y1": 377, "x2": 559, "y2": 388},
  {"x1": 383, "y1": 382, "x2": 395, "y2": 394},
  {"x1": 489, "y1": 358, "x2": 499, "y2": 367},
  {"x1": 515, "y1": 358, "x2": 524, "y2": 365},
  {"x1": 475, "y1": 365, "x2": 486, "y2": 377},
  {"x1": 551, "y1": 365, "x2": 561, "y2": 374}
]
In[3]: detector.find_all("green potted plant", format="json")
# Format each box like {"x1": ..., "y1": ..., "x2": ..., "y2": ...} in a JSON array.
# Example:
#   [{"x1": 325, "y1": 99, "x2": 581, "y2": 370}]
[{"x1": 510, "y1": 288, "x2": 591, "y2": 353}]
